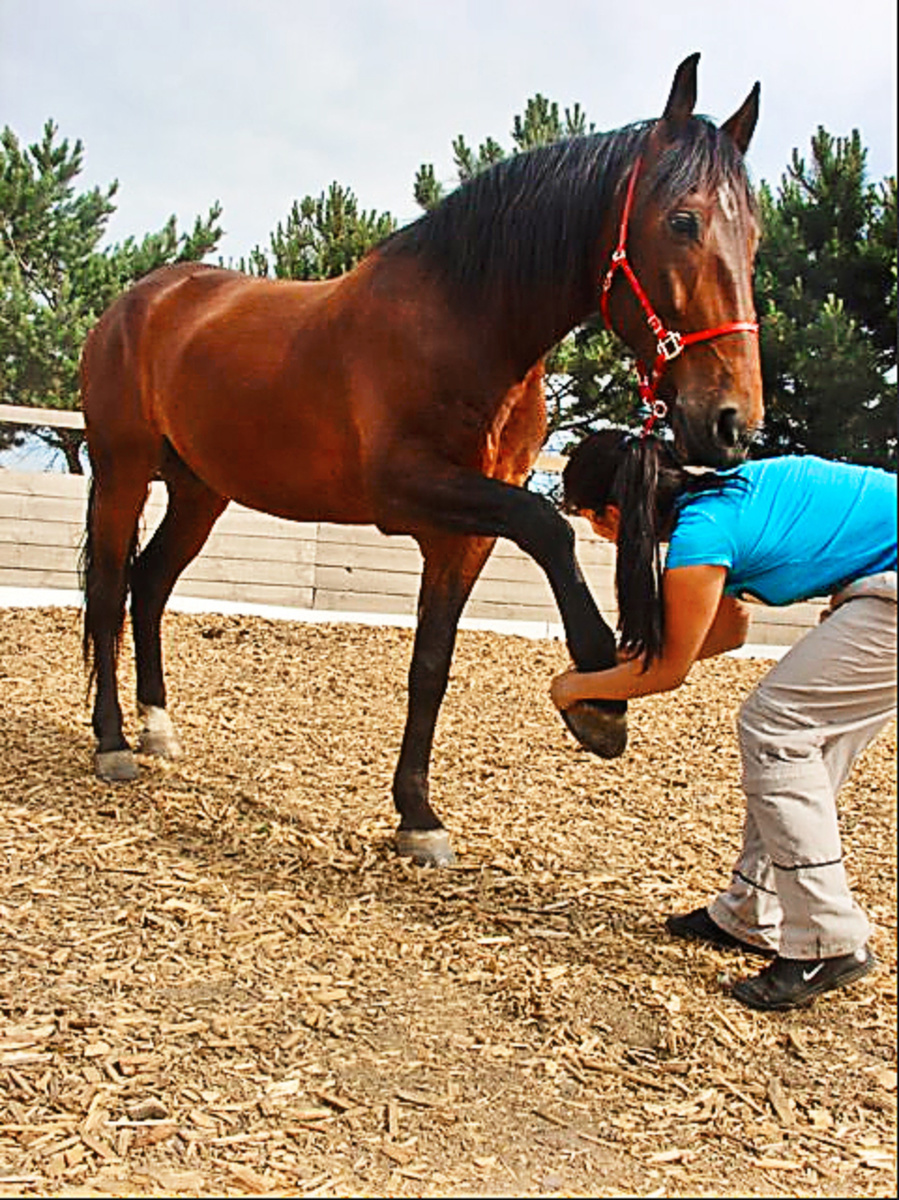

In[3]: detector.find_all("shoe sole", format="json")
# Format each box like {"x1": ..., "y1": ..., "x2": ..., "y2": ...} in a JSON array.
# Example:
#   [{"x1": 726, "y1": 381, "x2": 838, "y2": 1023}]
[
  {"x1": 732, "y1": 954, "x2": 876, "y2": 1012},
  {"x1": 666, "y1": 917, "x2": 776, "y2": 959}
]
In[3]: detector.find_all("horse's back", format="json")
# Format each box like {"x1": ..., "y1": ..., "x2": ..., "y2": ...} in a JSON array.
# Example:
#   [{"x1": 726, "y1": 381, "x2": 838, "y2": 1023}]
[
  {"x1": 81, "y1": 262, "x2": 371, "y2": 517},
  {"x1": 82, "y1": 263, "x2": 323, "y2": 424},
  {"x1": 80, "y1": 256, "x2": 547, "y2": 524}
]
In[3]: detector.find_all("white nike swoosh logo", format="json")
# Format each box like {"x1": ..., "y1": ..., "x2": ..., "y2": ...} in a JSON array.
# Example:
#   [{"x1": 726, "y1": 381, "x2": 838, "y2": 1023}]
[{"x1": 802, "y1": 963, "x2": 825, "y2": 982}]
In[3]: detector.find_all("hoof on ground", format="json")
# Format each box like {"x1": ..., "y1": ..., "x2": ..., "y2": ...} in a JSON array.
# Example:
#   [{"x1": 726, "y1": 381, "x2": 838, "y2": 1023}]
[
  {"x1": 562, "y1": 703, "x2": 628, "y2": 758},
  {"x1": 137, "y1": 706, "x2": 182, "y2": 759},
  {"x1": 95, "y1": 748, "x2": 139, "y2": 782},
  {"x1": 395, "y1": 828, "x2": 456, "y2": 867}
]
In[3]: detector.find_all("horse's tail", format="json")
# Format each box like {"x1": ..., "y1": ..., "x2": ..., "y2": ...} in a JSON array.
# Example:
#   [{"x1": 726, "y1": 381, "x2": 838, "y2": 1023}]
[
  {"x1": 79, "y1": 476, "x2": 101, "y2": 689},
  {"x1": 79, "y1": 476, "x2": 140, "y2": 692}
]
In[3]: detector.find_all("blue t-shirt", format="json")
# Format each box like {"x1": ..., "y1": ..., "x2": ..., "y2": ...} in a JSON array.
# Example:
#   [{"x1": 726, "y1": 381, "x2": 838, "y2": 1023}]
[{"x1": 665, "y1": 456, "x2": 898, "y2": 606}]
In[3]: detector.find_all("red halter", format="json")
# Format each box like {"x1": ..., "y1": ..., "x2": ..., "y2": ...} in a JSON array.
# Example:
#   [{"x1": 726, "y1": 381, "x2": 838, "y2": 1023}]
[{"x1": 600, "y1": 157, "x2": 759, "y2": 436}]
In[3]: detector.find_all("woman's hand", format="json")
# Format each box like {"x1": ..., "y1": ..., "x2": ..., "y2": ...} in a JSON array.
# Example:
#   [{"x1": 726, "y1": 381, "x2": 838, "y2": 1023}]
[
  {"x1": 548, "y1": 566, "x2": 729, "y2": 708},
  {"x1": 550, "y1": 667, "x2": 583, "y2": 711}
]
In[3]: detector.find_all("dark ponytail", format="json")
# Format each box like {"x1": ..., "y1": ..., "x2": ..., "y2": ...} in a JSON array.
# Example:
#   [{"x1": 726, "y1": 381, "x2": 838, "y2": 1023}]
[
  {"x1": 562, "y1": 431, "x2": 737, "y2": 669},
  {"x1": 612, "y1": 437, "x2": 682, "y2": 665}
]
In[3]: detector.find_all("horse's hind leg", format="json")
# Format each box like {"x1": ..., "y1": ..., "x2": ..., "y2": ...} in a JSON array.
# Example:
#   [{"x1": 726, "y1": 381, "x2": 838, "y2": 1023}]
[
  {"x1": 84, "y1": 465, "x2": 156, "y2": 782},
  {"x1": 130, "y1": 449, "x2": 227, "y2": 758},
  {"x1": 393, "y1": 532, "x2": 496, "y2": 866}
]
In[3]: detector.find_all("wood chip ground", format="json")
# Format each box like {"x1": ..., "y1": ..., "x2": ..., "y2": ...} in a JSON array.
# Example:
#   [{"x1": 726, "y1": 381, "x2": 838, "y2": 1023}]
[{"x1": 1, "y1": 607, "x2": 895, "y2": 1197}]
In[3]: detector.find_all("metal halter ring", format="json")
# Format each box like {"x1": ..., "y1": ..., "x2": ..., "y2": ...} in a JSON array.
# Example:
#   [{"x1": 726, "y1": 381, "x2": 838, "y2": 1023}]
[
  {"x1": 640, "y1": 397, "x2": 668, "y2": 439},
  {"x1": 656, "y1": 330, "x2": 684, "y2": 362},
  {"x1": 649, "y1": 398, "x2": 668, "y2": 420}
]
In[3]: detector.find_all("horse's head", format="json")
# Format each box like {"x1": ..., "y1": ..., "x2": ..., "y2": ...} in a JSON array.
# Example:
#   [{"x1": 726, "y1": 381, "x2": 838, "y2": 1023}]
[{"x1": 601, "y1": 53, "x2": 763, "y2": 467}]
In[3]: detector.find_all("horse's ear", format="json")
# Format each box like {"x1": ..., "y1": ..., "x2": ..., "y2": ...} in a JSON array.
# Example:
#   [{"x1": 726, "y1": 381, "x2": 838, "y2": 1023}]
[
  {"x1": 662, "y1": 52, "x2": 700, "y2": 129},
  {"x1": 721, "y1": 82, "x2": 760, "y2": 155}
]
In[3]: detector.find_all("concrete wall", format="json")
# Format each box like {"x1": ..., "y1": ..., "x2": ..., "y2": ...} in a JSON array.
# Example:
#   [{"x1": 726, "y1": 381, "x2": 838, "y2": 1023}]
[{"x1": 0, "y1": 468, "x2": 825, "y2": 645}]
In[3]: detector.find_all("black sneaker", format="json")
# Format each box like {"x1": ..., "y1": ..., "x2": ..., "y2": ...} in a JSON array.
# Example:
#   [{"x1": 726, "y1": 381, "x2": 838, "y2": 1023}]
[
  {"x1": 666, "y1": 907, "x2": 776, "y2": 959},
  {"x1": 732, "y1": 946, "x2": 876, "y2": 1012}
]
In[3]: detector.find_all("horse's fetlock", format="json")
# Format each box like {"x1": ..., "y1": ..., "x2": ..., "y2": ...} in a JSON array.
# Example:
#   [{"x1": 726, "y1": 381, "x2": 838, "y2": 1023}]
[
  {"x1": 395, "y1": 827, "x2": 456, "y2": 867},
  {"x1": 137, "y1": 705, "x2": 181, "y2": 759}
]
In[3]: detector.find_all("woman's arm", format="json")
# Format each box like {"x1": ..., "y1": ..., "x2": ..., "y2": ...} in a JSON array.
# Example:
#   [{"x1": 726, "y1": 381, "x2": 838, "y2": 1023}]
[
  {"x1": 696, "y1": 594, "x2": 751, "y2": 659},
  {"x1": 550, "y1": 564, "x2": 728, "y2": 707}
]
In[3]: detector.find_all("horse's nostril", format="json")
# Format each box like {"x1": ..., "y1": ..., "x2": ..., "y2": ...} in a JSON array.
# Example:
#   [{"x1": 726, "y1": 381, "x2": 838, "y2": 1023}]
[{"x1": 717, "y1": 407, "x2": 741, "y2": 448}]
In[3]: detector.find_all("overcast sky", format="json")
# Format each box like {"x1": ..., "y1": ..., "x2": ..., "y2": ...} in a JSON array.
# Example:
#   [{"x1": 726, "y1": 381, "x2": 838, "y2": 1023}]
[{"x1": 2, "y1": 0, "x2": 896, "y2": 262}]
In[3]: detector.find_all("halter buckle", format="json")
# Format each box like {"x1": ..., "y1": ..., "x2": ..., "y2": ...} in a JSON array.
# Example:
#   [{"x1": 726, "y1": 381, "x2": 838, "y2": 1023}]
[{"x1": 657, "y1": 330, "x2": 683, "y2": 362}]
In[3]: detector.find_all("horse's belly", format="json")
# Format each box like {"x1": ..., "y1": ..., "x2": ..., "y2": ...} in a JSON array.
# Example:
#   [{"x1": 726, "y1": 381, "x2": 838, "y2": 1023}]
[
  {"x1": 157, "y1": 352, "x2": 374, "y2": 523},
  {"x1": 163, "y1": 406, "x2": 374, "y2": 525},
  {"x1": 230, "y1": 471, "x2": 375, "y2": 526}
]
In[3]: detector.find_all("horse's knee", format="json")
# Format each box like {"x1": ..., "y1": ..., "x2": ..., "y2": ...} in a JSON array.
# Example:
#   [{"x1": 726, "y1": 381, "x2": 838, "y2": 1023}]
[
  {"x1": 409, "y1": 643, "x2": 451, "y2": 689},
  {"x1": 520, "y1": 494, "x2": 574, "y2": 559}
]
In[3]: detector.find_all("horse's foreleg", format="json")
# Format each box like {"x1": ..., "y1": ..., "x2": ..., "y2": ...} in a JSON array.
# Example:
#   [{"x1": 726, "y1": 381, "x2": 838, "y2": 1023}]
[
  {"x1": 393, "y1": 533, "x2": 496, "y2": 866},
  {"x1": 377, "y1": 467, "x2": 627, "y2": 758},
  {"x1": 498, "y1": 492, "x2": 628, "y2": 759},
  {"x1": 130, "y1": 458, "x2": 227, "y2": 759}
]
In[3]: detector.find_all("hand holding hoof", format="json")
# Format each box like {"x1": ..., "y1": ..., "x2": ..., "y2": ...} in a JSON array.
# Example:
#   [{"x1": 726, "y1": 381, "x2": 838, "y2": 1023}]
[
  {"x1": 395, "y1": 828, "x2": 457, "y2": 867},
  {"x1": 561, "y1": 702, "x2": 628, "y2": 758}
]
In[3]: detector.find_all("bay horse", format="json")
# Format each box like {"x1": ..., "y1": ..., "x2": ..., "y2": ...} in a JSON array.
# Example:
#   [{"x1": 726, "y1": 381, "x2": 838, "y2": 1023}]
[{"x1": 80, "y1": 54, "x2": 763, "y2": 865}]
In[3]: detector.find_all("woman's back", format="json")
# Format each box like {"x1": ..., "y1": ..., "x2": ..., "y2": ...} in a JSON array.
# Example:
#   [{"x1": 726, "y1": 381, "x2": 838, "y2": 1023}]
[{"x1": 666, "y1": 456, "x2": 897, "y2": 605}]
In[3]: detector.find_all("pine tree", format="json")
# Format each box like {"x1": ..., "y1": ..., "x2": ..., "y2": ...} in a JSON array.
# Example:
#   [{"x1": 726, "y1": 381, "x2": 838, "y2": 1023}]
[
  {"x1": 753, "y1": 129, "x2": 896, "y2": 467},
  {"x1": 0, "y1": 120, "x2": 222, "y2": 470},
  {"x1": 242, "y1": 183, "x2": 395, "y2": 279}
]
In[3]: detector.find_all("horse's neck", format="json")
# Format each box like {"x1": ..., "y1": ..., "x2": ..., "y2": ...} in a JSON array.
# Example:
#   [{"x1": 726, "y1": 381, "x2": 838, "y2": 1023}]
[
  {"x1": 447, "y1": 217, "x2": 608, "y2": 370},
  {"x1": 455, "y1": 168, "x2": 626, "y2": 367},
  {"x1": 475, "y1": 250, "x2": 605, "y2": 376},
  {"x1": 511, "y1": 278, "x2": 600, "y2": 368},
  {"x1": 377, "y1": 133, "x2": 638, "y2": 370}
]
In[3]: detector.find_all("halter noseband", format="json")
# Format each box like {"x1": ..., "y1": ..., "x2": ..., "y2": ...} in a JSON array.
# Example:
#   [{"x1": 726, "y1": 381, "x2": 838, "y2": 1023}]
[{"x1": 600, "y1": 156, "x2": 759, "y2": 436}]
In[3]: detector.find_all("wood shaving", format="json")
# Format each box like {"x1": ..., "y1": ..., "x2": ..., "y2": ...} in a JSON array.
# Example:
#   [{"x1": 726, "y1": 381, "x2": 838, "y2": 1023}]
[{"x1": 0, "y1": 606, "x2": 895, "y2": 1196}]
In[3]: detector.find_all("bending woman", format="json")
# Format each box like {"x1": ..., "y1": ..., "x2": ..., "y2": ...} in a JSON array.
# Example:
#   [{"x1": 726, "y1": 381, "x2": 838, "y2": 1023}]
[{"x1": 553, "y1": 431, "x2": 897, "y2": 1012}]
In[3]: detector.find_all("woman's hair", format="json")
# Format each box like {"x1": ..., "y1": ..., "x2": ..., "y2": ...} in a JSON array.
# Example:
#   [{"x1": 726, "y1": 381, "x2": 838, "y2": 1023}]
[{"x1": 562, "y1": 430, "x2": 735, "y2": 666}]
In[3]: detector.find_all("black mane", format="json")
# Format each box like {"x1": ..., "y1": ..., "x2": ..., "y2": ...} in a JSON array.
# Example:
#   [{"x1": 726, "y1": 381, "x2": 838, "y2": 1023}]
[{"x1": 376, "y1": 116, "x2": 755, "y2": 312}]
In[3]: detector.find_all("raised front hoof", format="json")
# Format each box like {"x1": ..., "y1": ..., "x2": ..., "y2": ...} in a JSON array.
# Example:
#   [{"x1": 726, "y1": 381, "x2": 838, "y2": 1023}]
[
  {"x1": 395, "y1": 828, "x2": 457, "y2": 867},
  {"x1": 137, "y1": 706, "x2": 182, "y2": 759},
  {"x1": 562, "y1": 703, "x2": 628, "y2": 759},
  {"x1": 95, "y1": 748, "x2": 139, "y2": 782}
]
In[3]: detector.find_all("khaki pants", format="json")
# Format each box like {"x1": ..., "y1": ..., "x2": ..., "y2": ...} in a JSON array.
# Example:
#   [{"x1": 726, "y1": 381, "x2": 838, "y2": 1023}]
[{"x1": 709, "y1": 573, "x2": 897, "y2": 959}]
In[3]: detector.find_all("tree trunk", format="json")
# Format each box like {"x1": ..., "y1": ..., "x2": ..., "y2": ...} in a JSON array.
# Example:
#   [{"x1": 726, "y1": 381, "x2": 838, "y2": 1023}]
[{"x1": 56, "y1": 428, "x2": 85, "y2": 475}]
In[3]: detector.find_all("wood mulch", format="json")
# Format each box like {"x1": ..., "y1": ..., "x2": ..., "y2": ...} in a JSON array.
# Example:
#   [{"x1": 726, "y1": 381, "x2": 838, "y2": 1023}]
[{"x1": 1, "y1": 606, "x2": 895, "y2": 1198}]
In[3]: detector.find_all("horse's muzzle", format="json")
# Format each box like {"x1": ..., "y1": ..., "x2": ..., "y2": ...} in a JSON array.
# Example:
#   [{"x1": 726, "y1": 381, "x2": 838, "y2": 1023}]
[{"x1": 673, "y1": 400, "x2": 753, "y2": 468}]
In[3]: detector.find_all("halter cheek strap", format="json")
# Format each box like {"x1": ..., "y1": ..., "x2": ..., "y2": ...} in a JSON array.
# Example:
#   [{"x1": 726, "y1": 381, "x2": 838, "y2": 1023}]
[{"x1": 600, "y1": 156, "x2": 759, "y2": 436}]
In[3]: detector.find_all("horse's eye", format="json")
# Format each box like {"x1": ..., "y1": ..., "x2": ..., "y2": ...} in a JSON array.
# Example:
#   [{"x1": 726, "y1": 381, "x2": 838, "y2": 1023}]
[{"x1": 669, "y1": 210, "x2": 700, "y2": 240}]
